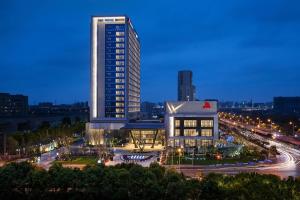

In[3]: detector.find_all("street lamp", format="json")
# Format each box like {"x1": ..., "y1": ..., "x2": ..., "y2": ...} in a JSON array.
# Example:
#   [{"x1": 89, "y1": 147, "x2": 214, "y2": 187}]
[
  {"x1": 267, "y1": 119, "x2": 272, "y2": 134},
  {"x1": 290, "y1": 122, "x2": 295, "y2": 136},
  {"x1": 177, "y1": 147, "x2": 182, "y2": 172}
]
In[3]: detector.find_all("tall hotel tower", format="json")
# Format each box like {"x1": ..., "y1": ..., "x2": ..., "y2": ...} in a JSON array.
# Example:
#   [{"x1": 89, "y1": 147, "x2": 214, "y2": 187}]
[{"x1": 87, "y1": 16, "x2": 140, "y2": 144}]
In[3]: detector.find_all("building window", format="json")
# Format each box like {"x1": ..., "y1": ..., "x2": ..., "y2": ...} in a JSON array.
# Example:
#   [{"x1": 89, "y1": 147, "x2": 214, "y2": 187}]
[
  {"x1": 201, "y1": 139, "x2": 212, "y2": 147},
  {"x1": 116, "y1": 114, "x2": 124, "y2": 118},
  {"x1": 116, "y1": 67, "x2": 124, "y2": 72},
  {"x1": 116, "y1": 37, "x2": 125, "y2": 42},
  {"x1": 116, "y1": 32, "x2": 125, "y2": 36},
  {"x1": 116, "y1": 43, "x2": 125, "y2": 48},
  {"x1": 116, "y1": 73, "x2": 124, "y2": 77},
  {"x1": 174, "y1": 139, "x2": 180, "y2": 147},
  {"x1": 175, "y1": 120, "x2": 180, "y2": 127},
  {"x1": 185, "y1": 139, "x2": 196, "y2": 147},
  {"x1": 116, "y1": 91, "x2": 124, "y2": 95},
  {"x1": 184, "y1": 129, "x2": 198, "y2": 136},
  {"x1": 116, "y1": 96, "x2": 124, "y2": 101},
  {"x1": 116, "y1": 55, "x2": 125, "y2": 60},
  {"x1": 116, "y1": 49, "x2": 125, "y2": 54},
  {"x1": 184, "y1": 120, "x2": 197, "y2": 127},
  {"x1": 201, "y1": 129, "x2": 212, "y2": 137},
  {"x1": 115, "y1": 79, "x2": 125, "y2": 83},
  {"x1": 116, "y1": 102, "x2": 124, "y2": 107},
  {"x1": 116, "y1": 108, "x2": 124, "y2": 113},
  {"x1": 175, "y1": 129, "x2": 180, "y2": 136},
  {"x1": 116, "y1": 61, "x2": 125, "y2": 66},
  {"x1": 116, "y1": 85, "x2": 124, "y2": 89},
  {"x1": 201, "y1": 120, "x2": 213, "y2": 127}
]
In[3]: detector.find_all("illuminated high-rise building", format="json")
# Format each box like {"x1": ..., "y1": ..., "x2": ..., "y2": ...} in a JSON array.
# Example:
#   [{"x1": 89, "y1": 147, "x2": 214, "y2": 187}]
[{"x1": 88, "y1": 15, "x2": 140, "y2": 136}]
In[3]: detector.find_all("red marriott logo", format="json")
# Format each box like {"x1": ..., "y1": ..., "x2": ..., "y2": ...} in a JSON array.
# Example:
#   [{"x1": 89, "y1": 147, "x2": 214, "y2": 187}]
[{"x1": 203, "y1": 102, "x2": 212, "y2": 109}]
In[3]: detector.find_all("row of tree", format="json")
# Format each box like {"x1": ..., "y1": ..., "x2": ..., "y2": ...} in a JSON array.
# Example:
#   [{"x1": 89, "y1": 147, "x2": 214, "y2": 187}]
[
  {"x1": 0, "y1": 162, "x2": 299, "y2": 199},
  {"x1": 5, "y1": 117, "x2": 85, "y2": 155}
]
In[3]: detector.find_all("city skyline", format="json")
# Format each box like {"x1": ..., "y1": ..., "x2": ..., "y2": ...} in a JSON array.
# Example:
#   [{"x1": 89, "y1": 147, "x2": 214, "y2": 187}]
[{"x1": 1, "y1": 0, "x2": 300, "y2": 104}]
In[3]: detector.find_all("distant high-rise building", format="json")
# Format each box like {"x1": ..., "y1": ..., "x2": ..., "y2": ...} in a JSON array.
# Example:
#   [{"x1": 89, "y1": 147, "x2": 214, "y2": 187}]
[
  {"x1": 0, "y1": 93, "x2": 28, "y2": 116},
  {"x1": 89, "y1": 15, "x2": 140, "y2": 132},
  {"x1": 178, "y1": 70, "x2": 195, "y2": 101},
  {"x1": 273, "y1": 97, "x2": 300, "y2": 115}
]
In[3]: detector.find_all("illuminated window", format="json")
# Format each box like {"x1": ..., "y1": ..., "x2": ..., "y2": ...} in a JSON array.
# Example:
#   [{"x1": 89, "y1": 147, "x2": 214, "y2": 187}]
[
  {"x1": 116, "y1": 37, "x2": 125, "y2": 42},
  {"x1": 116, "y1": 96, "x2": 124, "y2": 101},
  {"x1": 201, "y1": 129, "x2": 212, "y2": 137},
  {"x1": 175, "y1": 129, "x2": 180, "y2": 136},
  {"x1": 115, "y1": 18, "x2": 125, "y2": 22},
  {"x1": 175, "y1": 120, "x2": 180, "y2": 127},
  {"x1": 116, "y1": 114, "x2": 124, "y2": 118},
  {"x1": 116, "y1": 32, "x2": 125, "y2": 36},
  {"x1": 116, "y1": 73, "x2": 124, "y2": 77},
  {"x1": 116, "y1": 61, "x2": 125, "y2": 66},
  {"x1": 116, "y1": 85, "x2": 124, "y2": 89},
  {"x1": 201, "y1": 139, "x2": 212, "y2": 147},
  {"x1": 116, "y1": 90, "x2": 124, "y2": 95},
  {"x1": 201, "y1": 120, "x2": 213, "y2": 127},
  {"x1": 116, "y1": 102, "x2": 124, "y2": 107},
  {"x1": 116, "y1": 49, "x2": 125, "y2": 54},
  {"x1": 184, "y1": 129, "x2": 198, "y2": 136},
  {"x1": 116, "y1": 108, "x2": 124, "y2": 113},
  {"x1": 184, "y1": 120, "x2": 197, "y2": 127},
  {"x1": 116, "y1": 43, "x2": 125, "y2": 48},
  {"x1": 115, "y1": 79, "x2": 125, "y2": 83},
  {"x1": 174, "y1": 139, "x2": 180, "y2": 147},
  {"x1": 185, "y1": 139, "x2": 196, "y2": 147},
  {"x1": 116, "y1": 67, "x2": 124, "y2": 72},
  {"x1": 116, "y1": 55, "x2": 125, "y2": 60}
]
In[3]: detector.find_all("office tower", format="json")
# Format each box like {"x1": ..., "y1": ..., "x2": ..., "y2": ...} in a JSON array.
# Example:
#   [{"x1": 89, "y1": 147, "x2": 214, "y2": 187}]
[
  {"x1": 90, "y1": 15, "x2": 140, "y2": 129},
  {"x1": 178, "y1": 70, "x2": 195, "y2": 101}
]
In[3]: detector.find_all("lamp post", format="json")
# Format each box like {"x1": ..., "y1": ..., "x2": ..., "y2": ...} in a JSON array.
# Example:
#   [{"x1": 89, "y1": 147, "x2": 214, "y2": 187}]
[
  {"x1": 290, "y1": 122, "x2": 295, "y2": 136},
  {"x1": 268, "y1": 119, "x2": 272, "y2": 134},
  {"x1": 177, "y1": 147, "x2": 182, "y2": 172},
  {"x1": 171, "y1": 146, "x2": 174, "y2": 165}
]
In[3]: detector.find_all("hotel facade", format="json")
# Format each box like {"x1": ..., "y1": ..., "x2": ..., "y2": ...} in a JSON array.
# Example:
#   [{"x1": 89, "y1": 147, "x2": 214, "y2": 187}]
[
  {"x1": 165, "y1": 101, "x2": 219, "y2": 151},
  {"x1": 86, "y1": 16, "x2": 140, "y2": 145}
]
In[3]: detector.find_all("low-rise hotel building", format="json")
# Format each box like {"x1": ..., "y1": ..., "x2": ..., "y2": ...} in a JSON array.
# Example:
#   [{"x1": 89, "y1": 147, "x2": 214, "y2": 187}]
[{"x1": 165, "y1": 101, "x2": 219, "y2": 151}]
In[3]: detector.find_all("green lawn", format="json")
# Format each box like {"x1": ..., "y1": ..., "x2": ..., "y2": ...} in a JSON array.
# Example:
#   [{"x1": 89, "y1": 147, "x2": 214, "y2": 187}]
[
  {"x1": 166, "y1": 155, "x2": 258, "y2": 165},
  {"x1": 55, "y1": 156, "x2": 98, "y2": 165}
]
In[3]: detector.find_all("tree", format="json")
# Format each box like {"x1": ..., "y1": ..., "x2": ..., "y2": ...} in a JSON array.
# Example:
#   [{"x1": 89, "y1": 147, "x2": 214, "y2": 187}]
[
  {"x1": 269, "y1": 145, "x2": 278, "y2": 157},
  {"x1": 61, "y1": 117, "x2": 72, "y2": 127}
]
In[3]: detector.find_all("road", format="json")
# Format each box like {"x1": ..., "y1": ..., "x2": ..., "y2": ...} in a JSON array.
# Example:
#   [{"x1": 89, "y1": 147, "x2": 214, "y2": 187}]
[
  {"x1": 38, "y1": 138, "x2": 85, "y2": 169},
  {"x1": 171, "y1": 119, "x2": 300, "y2": 179},
  {"x1": 214, "y1": 119, "x2": 300, "y2": 178}
]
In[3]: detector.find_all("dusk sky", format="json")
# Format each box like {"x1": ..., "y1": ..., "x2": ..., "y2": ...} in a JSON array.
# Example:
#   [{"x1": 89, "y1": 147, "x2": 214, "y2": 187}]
[{"x1": 0, "y1": 0, "x2": 299, "y2": 104}]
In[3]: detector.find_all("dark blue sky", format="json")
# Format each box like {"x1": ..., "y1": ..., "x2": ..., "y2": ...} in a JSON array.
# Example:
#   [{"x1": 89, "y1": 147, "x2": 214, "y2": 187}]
[{"x1": 1, "y1": 0, "x2": 299, "y2": 104}]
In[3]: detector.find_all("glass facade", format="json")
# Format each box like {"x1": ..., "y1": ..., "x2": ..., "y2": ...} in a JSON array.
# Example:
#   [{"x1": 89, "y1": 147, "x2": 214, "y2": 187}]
[
  {"x1": 105, "y1": 24, "x2": 125, "y2": 118},
  {"x1": 170, "y1": 117, "x2": 215, "y2": 148}
]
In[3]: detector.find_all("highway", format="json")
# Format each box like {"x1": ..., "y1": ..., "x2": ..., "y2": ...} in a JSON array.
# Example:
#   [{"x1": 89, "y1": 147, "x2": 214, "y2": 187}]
[
  {"x1": 218, "y1": 119, "x2": 300, "y2": 178},
  {"x1": 172, "y1": 119, "x2": 300, "y2": 179}
]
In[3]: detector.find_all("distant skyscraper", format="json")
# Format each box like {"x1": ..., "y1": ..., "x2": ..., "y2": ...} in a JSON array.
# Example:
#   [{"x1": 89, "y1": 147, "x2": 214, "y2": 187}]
[
  {"x1": 90, "y1": 15, "x2": 140, "y2": 129},
  {"x1": 178, "y1": 70, "x2": 195, "y2": 101}
]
